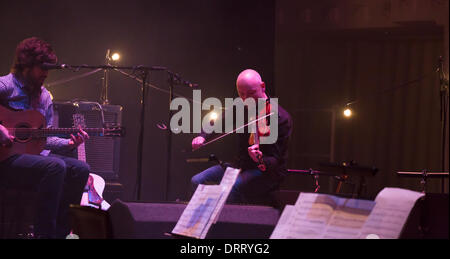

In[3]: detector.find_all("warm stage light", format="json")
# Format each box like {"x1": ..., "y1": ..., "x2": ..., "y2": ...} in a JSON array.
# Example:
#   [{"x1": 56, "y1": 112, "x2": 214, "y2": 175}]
[
  {"x1": 343, "y1": 108, "x2": 352, "y2": 117},
  {"x1": 209, "y1": 111, "x2": 218, "y2": 121},
  {"x1": 111, "y1": 53, "x2": 120, "y2": 61}
]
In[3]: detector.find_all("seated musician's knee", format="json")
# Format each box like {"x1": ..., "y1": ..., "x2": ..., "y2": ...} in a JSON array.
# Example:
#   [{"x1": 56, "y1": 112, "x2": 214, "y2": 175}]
[
  {"x1": 65, "y1": 159, "x2": 90, "y2": 184},
  {"x1": 35, "y1": 157, "x2": 67, "y2": 189},
  {"x1": 43, "y1": 157, "x2": 67, "y2": 177},
  {"x1": 77, "y1": 161, "x2": 90, "y2": 182},
  {"x1": 191, "y1": 174, "x2": 203, "y2": 185},
  {"x1": 191, "y1": 165, "x2": 224, "y2": 186},
  {"x1": 76, "y1": 160, "x2": 90, "y2": 175}
]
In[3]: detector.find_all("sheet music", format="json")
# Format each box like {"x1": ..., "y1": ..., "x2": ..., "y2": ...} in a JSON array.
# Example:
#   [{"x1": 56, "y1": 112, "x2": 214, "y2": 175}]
[
  {"x1": 322, "y1": 198, "x2": 375, "y2": 238},
  {"x1": 359, "y1": 188, "x2": 424, "y2": 239},
  {"x1": 270, "y1": 188, "x2": 423, "y2": 239},
  {"x1": 270, "y1": 198, "x2": 373, "y2": 239},
  {"x1": 274, "y1": 193, "x2": 336, "y2": 238},
  {"x1": 270, "y1": 205, "x2": 295, "y2": 239},
  {"x1": 289, "y1": 193, "x2": 373, "y2": 239},
  {"x1": 101, "y1": 200, "x2": 111, "y2": 210},
  {"x1": 172, "y1": 184, "x2": 224, "y2": 239},
  {"x1": 211, "y1": 167, "x2": 241, "y2": 223},
  {"x1": 219, "y1": 167, "x2": 241, "y2": 188}
]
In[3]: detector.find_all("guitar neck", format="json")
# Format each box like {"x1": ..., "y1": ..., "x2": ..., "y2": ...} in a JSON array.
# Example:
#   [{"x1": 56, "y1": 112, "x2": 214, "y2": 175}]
[
  {"x1": 77, "y1": 142, "x2": 87, "y2": 162},
  {"x1": 10, "y1": 128, "x2": 106, "y2": 138}
]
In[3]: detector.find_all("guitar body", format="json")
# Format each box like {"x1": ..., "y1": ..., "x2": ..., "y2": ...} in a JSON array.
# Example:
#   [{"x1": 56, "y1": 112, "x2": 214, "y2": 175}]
[{"x1": 0, "y1": 105, "x2": 47, "y2": 161}]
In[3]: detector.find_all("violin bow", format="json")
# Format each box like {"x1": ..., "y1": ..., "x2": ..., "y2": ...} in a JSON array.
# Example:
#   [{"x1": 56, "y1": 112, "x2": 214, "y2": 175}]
[{"x1": 192, "y1": 112, "x2": 274, "y2": 151}]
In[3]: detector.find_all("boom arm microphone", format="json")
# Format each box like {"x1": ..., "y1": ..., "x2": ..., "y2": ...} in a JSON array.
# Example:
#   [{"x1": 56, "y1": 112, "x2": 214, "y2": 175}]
[{"x1": 41, "y1": 63, "x2": 69, "y2": 70}]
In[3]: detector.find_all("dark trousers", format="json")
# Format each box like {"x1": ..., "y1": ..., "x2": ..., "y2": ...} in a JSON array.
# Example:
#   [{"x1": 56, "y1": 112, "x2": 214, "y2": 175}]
[
  {"x1": 191, "y1": 165, "x2": 281, "y2": 204},
  {"x1": 0, "y1": 153, "x2": 90, "y2": 238}
]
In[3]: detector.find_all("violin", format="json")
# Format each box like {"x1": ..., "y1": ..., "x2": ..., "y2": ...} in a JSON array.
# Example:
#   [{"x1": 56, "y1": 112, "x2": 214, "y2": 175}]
[
  {"x1": 248, "y1": 98, "x2": 271, "y2": 171},
  {"x1": 193, "y1": 99, "x2": 275, "y2": 162}
]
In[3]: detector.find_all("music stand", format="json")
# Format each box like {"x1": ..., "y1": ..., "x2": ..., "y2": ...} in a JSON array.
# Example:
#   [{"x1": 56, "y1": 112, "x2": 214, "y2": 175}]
[
  {"x1": 287, "y1": 168, "x2": 339, "y2": 193},
  {"x1": 397, "y1": 170, "x2": 449, "y2": 193},
  {"x1": 318, "y1": 161, "x2": 378, "y2": 198}
]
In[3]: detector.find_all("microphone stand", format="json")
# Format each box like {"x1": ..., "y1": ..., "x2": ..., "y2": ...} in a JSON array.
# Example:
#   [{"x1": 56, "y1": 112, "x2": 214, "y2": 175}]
[
  {"x1": 120, "y1": 66, "x2": 166, "y2": 201},
  {"x1": 166, "y1": 73, "x2": 174, "y2": 201},
  {"x1": 135, "y1": 69, "x2": 149, "y2": 201},
  {"x1": 165, "y1": 71, "x2": 198, "y2": 201},
  {"x1": 101, "y1": 49, "x2": 111, "y2": 105},
  {"x1": 438, "y1": 57, "x2": 449, "y2": 192}
]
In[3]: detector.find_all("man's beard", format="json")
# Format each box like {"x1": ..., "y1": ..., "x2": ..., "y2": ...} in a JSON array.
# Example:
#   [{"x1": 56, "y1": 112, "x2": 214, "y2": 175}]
[{"x1": 23, "y1": 73, "x2": 43, "y2": 98}]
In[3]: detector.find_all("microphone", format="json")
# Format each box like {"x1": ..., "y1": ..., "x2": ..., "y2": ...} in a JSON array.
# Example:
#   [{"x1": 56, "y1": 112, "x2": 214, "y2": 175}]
[
  {"x1": 168, "y1": 70, "x2": 198, "y2": 88},
  {"x1": 182, "y1": 80, "x2": 198, "y2": 88},
  {"x1": 41, "y1": 63, "x2": 70, "y2": 70}
]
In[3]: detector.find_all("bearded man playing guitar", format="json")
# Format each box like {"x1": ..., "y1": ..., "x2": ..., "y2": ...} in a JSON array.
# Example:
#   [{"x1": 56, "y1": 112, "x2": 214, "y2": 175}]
[
  {"x1": 191, "y1": 69, "x2": 292, "y2": 205},
  {"x1": 0, "y1": 37, "x2": 90, "y2": 238}
]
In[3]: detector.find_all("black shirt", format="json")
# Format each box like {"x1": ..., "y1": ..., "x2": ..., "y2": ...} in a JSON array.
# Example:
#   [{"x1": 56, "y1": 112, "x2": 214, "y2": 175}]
[{"x1": 200, "y1": 103, "x2": 293, "y2": 180}]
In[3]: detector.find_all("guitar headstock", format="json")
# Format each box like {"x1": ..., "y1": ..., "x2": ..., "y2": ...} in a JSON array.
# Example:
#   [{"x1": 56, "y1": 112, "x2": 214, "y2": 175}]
[
  {"x1": 73, "y1": 113, "x2": 124, "y2": 137},
  {"x1": 104, "y1": 126, "x2": 125, "y2": 137}
]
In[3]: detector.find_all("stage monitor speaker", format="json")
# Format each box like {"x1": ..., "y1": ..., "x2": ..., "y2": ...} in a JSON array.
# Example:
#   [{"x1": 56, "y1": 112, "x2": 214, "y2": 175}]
[
  {"x1": 108, "y1": 200, "x2": 281, "y2": 239},
  {"x1": 53, "y1": 101, "x2": 122, "y2": 181},
  {"x1": 400, "y1": 193, "x2": 449, "y2": 239},
  {"x1": 69, "y1": 205, "x2": 113, "y2": 239}
]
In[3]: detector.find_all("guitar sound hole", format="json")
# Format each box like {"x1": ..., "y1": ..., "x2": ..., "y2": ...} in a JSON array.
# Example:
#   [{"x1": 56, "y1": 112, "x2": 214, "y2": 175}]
[{"x1": 14, "y1": 123, "x2": 32, "y2": 142}]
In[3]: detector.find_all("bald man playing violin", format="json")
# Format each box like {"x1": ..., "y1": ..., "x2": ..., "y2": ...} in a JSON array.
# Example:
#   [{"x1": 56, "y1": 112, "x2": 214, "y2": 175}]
[{"x1": 191, "y1": 69, "x2": 292, "y2": 205}]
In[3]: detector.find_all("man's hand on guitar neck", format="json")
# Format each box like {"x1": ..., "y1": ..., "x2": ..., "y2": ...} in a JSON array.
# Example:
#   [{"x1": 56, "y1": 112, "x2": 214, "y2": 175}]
[
  {"x1": 68, "y1": 126, "x2": 90, "y2": 149},
  {"x1": 0, "y1": 124, "x2": 15, "y2": 146}
]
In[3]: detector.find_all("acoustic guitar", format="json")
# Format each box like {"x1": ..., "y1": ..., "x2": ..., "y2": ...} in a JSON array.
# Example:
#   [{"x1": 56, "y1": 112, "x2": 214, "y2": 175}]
[{"x1": 0, "y1": 104, "x2": 123, "y2": 161}]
